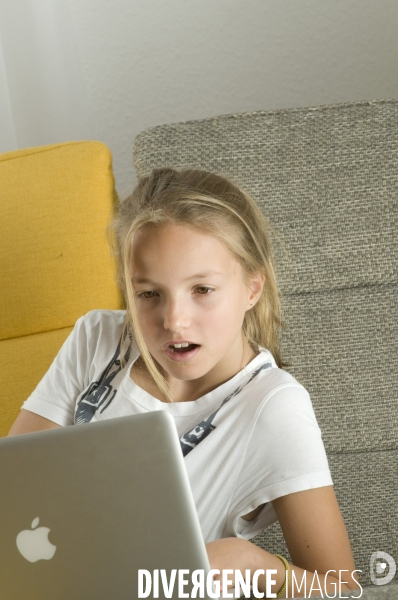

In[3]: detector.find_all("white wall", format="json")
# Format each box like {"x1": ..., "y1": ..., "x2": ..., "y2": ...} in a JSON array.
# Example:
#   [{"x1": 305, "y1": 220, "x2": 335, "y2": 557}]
[
  {"x1": 4, "y1": 0, "x2": 398, "y2": 195},
  {"x1": 0, "y1": 0, "x2": 91, "y2": 153}
]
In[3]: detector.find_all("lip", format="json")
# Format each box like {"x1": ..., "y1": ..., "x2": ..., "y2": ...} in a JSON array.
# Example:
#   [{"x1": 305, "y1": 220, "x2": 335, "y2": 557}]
[{"x1": 163, "y1": 343, "x2": 201, "y2": 363}]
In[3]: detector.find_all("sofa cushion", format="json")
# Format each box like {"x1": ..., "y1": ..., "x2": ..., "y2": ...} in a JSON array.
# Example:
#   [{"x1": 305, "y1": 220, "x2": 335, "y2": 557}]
[
  {"x1": 0, "y1": 141, "x2": 122, "y2": 341},
  {"x1": 0, "y1": 141, "x2": 122, "y2": 436}
]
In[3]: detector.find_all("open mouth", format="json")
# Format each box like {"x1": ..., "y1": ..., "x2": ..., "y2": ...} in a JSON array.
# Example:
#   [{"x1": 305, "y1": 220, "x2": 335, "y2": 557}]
[{"x1": 169, "y1": 343, "x2": 200, "y2": 353}]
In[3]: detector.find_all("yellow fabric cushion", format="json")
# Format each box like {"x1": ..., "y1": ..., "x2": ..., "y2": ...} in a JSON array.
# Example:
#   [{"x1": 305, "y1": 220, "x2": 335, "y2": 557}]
[
  {"x1": 0, "y1": 141, "x2": 123, "y2": 435},
  {"x1": 0, "y1": 141, "x2": 122, "y2": 340},
  {"x1": 0, "y1": 328, "x2": 73, "y2": 437}
]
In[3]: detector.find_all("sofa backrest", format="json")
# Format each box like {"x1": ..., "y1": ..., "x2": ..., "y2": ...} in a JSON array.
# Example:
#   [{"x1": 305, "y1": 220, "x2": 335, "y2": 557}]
[{"x1": 132, "y1": 99, "x2": 398, "y2": 587}]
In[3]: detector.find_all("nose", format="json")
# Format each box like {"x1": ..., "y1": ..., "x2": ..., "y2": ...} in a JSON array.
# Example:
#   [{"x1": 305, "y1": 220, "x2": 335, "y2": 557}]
[{"x1": 162, "y1": 295, "x2": 191, "y2": 333}]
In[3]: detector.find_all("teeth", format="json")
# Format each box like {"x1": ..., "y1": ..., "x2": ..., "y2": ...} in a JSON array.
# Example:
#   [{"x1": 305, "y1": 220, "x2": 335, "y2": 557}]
[{"x1": 170, "y1": 342, "x2": 190, "y2": 348}]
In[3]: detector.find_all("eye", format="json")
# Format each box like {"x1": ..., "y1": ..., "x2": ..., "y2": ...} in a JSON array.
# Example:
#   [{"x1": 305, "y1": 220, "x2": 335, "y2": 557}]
[
  {"x1": 137, "y1": 287, "x2": 213, "y2": 299},
  {"x1": 137, "y1": 291, "x2": 158, "y2": 299},
  {"x1": 195, "y1": 286, "x2": 213, "y2": 295}
]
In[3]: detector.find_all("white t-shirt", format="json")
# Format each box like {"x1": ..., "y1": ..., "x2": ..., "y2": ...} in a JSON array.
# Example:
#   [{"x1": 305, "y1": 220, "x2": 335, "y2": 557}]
[{"x1": 22, "y1": 309, "x2": 333, "y2": 543}]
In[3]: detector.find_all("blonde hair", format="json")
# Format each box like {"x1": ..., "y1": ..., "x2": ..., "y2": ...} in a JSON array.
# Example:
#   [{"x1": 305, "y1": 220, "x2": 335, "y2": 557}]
[{"x1": 108, "y1": 168, "x2": 285, "y2": 403}]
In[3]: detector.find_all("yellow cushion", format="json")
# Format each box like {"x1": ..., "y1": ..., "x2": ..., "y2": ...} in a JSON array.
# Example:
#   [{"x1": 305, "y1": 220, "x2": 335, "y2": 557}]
[
  {"x1": 0, "y1": 141, "x2": 122, "y2": 340},
  {"x1": 0, "y1": 328, "x2": 73, "y2": 437},
  {"x1": 0, "y1": 141, "x2": 123, "y2": 435}
]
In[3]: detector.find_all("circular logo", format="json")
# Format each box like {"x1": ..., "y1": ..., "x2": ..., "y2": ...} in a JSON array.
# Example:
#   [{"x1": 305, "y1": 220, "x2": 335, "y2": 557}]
[{"x1": 370, "y1": 551, "x2": 396, "y2": 586}]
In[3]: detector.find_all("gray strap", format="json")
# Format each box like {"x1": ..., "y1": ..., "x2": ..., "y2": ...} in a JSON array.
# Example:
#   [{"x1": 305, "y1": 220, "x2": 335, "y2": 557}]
[{"x1": 180, "y1": 362, "x2": 272, "y2": 456}]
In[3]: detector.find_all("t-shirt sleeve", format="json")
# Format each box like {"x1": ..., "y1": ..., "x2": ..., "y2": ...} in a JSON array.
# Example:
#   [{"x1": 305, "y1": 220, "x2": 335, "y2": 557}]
[
  {"x1": 21, "y1": 315, "x2": 90, "y2": 427},
  {"x1": 228, "y1": 383, "x2": 333, "y2": 539}
]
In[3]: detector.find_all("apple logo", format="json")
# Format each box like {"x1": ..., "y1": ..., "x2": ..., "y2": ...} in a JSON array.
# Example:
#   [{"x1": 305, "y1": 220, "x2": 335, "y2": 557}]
[{"x1": 16, "y1": 517, "x2": 57, "y2": 563}]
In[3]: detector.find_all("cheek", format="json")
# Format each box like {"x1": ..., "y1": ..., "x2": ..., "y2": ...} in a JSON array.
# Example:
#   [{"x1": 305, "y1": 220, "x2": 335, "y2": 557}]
[
  {"x1": 202, "y1": 295, "x2": 247, "y2": 330},
  {"x1": 134, "y1": 304, "x2": 156, "y2": 335}
]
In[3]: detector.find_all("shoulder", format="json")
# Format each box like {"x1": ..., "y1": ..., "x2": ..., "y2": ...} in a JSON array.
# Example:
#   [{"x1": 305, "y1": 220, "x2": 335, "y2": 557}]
[
  {"x1": 76, "y1": 309, "x2": 127, "y2": 341},
  {"x1": 243, "y1": 349, "x2": 318, "y2": 431},
  {"x1": 70, "y1": 310, "x2": 128, "y2": 365},
  {"x1": 237, "y1": 354, "x2": 329, "y2": 485},
  {"x1": 78, "y1": 308, "x2": 126, "y2": 329},
  {"x1": 248, "y1": 348, "x2": 310, "y2": 405}
]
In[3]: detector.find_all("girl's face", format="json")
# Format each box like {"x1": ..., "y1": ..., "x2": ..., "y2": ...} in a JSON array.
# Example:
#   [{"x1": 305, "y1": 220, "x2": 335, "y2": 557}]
[{"x1": 129, "y1": 222, "x2": 264, "y2": 396}]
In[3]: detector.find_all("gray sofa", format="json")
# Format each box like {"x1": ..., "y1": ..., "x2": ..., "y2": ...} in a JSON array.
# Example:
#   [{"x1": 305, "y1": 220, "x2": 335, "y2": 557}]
[{"x1": 132, "y1": 98, "x2": 398, "y2": 598}]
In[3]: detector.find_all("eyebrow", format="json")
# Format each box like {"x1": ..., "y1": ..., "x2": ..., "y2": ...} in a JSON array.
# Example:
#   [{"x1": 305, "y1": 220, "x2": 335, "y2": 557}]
[{"x1": 131, "y1": 271, "x2": 224, "y2": 284}]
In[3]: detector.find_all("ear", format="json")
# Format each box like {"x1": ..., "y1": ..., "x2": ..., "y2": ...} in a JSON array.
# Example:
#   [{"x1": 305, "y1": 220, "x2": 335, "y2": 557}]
[{"x1": 246, "y1": 272, "x2": 265, "y2": 310}]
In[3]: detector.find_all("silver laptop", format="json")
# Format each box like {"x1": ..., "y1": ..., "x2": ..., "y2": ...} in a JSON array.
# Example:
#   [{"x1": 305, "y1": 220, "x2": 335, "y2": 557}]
[{"x1": 0, "y1": 411, "x2": 212, "y2": 599}]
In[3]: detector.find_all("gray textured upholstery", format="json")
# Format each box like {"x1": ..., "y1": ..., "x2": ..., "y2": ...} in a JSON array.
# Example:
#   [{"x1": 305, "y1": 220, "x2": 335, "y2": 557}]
[
  {"x1": 133, "y1": 99, "x2": 398, "y2": 593},
  {"x1": 313, "y1": 582, "x2": 398, "y2": 599}
]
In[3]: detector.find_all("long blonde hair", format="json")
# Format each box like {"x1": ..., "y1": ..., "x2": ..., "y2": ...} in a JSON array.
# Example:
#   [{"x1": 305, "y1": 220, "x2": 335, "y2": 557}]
[{"x1": 108, "y1": 168, "x2": 285, "y2": 403}]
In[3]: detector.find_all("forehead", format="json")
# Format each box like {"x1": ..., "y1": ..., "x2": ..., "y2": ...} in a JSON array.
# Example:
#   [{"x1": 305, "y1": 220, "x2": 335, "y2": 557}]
[{"x1": 130, "y1": 223, "x2": 240, "y2": 276}]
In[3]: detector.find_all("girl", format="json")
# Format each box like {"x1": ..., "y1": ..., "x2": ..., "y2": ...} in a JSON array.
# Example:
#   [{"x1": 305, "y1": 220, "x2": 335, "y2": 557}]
[{"x1": 8, "y1": 168, "x2": 360, "y2": 598}]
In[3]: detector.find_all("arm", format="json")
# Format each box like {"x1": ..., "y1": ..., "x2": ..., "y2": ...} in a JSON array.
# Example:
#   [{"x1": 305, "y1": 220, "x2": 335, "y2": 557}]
[
  {"x1": 269, "y1": 485, "x2": 360, "y2": 596},
  {"x1": 206, "y1": 486, "x2": 361, "y2": 598},
  {"x1": 7, "y1": 409, "x2": 61, "y2": 436}
]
